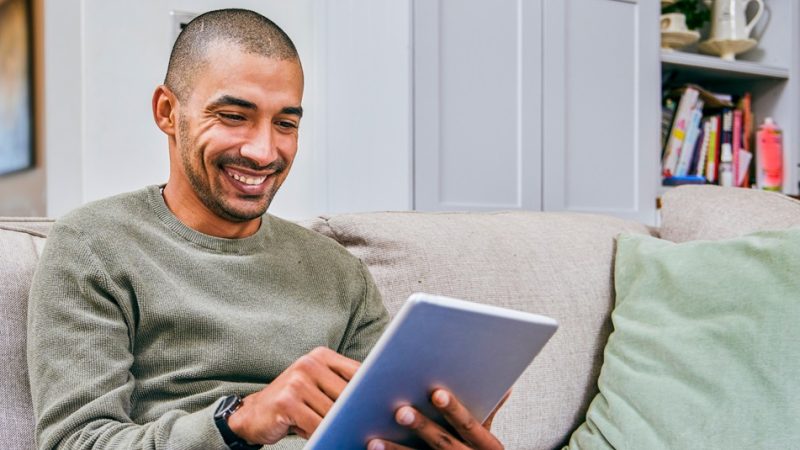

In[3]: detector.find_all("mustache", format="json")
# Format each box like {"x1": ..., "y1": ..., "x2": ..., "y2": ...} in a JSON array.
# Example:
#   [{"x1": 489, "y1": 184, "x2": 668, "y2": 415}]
[{"x1": 214, "y1": 155, "x2": 287, "y2": 173}]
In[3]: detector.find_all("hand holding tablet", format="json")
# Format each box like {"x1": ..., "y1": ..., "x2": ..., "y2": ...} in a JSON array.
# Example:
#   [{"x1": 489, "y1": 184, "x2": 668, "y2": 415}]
[
  {"x1": 367, "y1": 387, "x2": 510, "y2": 450},
  {"x1": 305, "y1": 293, "x2": 558, "y2": 449}
]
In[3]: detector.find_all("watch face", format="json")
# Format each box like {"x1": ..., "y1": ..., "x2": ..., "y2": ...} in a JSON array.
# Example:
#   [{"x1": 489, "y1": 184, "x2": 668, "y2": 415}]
[{"x1": 216, "y1": 395, "x2": 241, "y2": 419}]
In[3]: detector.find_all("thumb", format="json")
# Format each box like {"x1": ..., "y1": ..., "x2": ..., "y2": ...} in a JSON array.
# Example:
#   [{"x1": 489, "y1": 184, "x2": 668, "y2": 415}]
[{"x1": 483, "y1": 389, "x2": 512, "y2": 430}]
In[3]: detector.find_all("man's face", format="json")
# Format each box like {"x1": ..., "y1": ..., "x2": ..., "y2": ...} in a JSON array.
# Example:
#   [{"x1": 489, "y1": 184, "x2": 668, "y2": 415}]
[{"x1": 174, "y1": 42, "x2": 304, "y2": 222}]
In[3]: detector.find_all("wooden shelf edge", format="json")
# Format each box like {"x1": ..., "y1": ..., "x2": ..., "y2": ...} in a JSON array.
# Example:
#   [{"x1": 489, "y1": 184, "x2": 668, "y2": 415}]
[{"x1": 661, "y1": 51, "x2": 790, "y2": 80}]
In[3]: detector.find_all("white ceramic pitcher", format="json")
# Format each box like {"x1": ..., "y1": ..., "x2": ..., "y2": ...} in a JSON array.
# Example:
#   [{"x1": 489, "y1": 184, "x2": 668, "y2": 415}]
[{"x1": 710, "y1": 0, "x2": 764, "y2": 41}]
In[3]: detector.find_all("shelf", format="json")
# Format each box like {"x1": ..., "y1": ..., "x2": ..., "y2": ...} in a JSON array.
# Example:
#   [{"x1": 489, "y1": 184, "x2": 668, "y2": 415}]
[{"x1": 661, "y1": 51, "x2": 790, "y2": 82}]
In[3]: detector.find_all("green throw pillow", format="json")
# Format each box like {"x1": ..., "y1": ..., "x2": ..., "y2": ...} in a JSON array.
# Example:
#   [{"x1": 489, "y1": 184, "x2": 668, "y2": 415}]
[{"x1": 568, "y1": 229, "x2": 800, "y2": 449}]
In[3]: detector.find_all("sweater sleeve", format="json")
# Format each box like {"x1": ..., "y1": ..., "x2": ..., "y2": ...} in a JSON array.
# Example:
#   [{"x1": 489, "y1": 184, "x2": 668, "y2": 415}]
[
  {"x1": 27, "y1": 223, "x2": 229, "y2": 450},
  {"x1": 338, "y1": 261, "x2": 390, "y2": 362}
]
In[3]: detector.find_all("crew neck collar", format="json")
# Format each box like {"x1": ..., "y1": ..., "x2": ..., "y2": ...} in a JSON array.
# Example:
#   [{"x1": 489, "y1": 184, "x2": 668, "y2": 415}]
[{"x1": 146, "y1": 185, "x2": 270, "y2": 254}]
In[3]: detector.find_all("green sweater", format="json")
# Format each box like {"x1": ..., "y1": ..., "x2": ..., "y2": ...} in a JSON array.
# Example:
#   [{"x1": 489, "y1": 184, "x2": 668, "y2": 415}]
[{"x1": 27, "y1": 186, "x2": 389, "y2": 450}]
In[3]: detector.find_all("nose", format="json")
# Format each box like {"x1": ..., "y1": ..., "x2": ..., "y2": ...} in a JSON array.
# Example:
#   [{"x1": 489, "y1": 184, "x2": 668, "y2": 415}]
[{"x1": 240, "y1": 124, "x2": 278, "y2": 167}]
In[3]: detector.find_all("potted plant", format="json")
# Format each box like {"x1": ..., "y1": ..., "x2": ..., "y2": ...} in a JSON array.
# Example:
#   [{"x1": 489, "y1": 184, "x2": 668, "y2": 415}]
[{"x1": 662, "y1": 0, "x2": 711, "y2": 30}]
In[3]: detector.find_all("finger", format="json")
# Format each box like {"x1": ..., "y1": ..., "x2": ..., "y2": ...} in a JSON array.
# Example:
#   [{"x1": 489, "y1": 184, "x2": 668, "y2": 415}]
[
  {"x1": 367, "y1": 439, "x2": 416, "y2": 450},
  {"x1": 294, "y1": 348, "x2": 353, "y2": 401},
  {"x1": 312, "y1": 364, "x2": 350, "y2": 401},
  {"x1": 395, "y1": 406, "x2": 468, "y2": 450},
  {"x1": 309, "y1": 347, "x2": 362, "y2": 380},
  {"x1": 483, "y1": 389, "x2": 512, "y2": 429},
  {"x1": 431, "y1": 389, "x2": 503, "y2": 449},
  {"x1": 300, "y1": 382, "x2": 336, "y2": 418},
  {"x1": 286, "y1": 402, "x2": 324, "y2": 440}
]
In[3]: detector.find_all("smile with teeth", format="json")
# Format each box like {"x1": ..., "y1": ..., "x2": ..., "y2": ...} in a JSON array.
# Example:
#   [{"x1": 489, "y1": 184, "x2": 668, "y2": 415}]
[{"x1": 225, "y1": 168, "x2": 268, "y2": 186}]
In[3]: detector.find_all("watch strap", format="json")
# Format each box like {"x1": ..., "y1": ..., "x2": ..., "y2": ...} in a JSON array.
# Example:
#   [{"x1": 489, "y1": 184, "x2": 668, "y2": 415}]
[{"x1": 214, "y1": 395, "x2": 261, "y2": 450}]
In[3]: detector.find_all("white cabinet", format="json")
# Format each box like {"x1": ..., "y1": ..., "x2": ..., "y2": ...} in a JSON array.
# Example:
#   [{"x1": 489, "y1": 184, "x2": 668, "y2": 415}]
[
  {"x1": 413, "y1": 0, "x2": 543, "y2": 212},
  {"x1": 413, "y1": 0, "x2": 661, "y2": 223},
  {"x1": 542, "y1": 0, "x2": 660, "y2": 223}
]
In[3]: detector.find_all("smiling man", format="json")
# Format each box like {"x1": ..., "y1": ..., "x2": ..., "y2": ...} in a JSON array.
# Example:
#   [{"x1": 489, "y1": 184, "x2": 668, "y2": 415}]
[{"x1": 27, "y1": 9, "x2": 505, "y2": 450}]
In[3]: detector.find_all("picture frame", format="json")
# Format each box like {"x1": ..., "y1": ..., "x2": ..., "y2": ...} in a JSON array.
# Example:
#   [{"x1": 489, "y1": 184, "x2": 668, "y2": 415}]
[{"x1": 0, "y1": 0, "x2": 35, "y2": 176}]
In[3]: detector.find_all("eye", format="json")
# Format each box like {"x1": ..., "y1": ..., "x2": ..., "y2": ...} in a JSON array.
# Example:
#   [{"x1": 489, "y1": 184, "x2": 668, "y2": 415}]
[
  {"x1": 276, "y1": 120, "x2": 298, "y2": 130},
  {"x1": 218, "y1": 113, "x2": 246, "y2": 123}
]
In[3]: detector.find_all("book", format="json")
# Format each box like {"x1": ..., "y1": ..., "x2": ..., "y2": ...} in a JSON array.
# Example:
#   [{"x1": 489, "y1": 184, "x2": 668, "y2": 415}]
[
  {"x1": 733, "y1": 110, "x2": 742, "y2": 186},
  {"x1": 694, "y1": 118, "x2": 712, "y2": 178},
  {"x1": 719, "y1": 109, "x2": 734, "y2": 187},
  {"x1": 688, "y1": 122, "x2": 706, "y2": 177},
  {"x1": 662, "y1": 87, "x2": 700, "y2": 177},
  {"x1": 705, "y1": 115, "x2": 721, "y2": 183},
  {"x1": 737, "y1": 150, "x2": 753, "y2": 187},
  {"x1": 663, "y1": 175, "x2": 706, "y2": 186},
  {"x1": 738, "y1": 93, "x2": 753, "y2": 187},
  {"x1": 675, "y1": 100, "x2": 705, "y2": 177},
  {"x1": 661, "y1": 98, "x2": 678, "y2": 151}
]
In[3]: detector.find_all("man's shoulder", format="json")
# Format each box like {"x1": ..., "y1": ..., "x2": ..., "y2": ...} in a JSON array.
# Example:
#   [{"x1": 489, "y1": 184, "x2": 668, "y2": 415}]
[
  {"x1": 266, "y1": 214, "x2": 363, "y2": 268},
  {"x1": 53, "y1": 186, "x2": 155, "y2": 238}
]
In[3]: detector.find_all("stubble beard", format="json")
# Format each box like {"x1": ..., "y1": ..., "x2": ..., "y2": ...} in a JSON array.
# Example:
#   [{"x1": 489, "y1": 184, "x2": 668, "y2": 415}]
[{"x1": 177, "y1": 117, "x2": 283, "y2": 223}]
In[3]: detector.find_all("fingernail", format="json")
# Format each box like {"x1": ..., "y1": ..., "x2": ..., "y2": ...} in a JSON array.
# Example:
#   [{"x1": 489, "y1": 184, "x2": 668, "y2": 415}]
[
  {"x1": 397, "y1": 407, "x2": 415, "y2": 425},
  {"x1": 369, "y1": 440, "x2": 385, "y2": 450},
  {"x1": 433, "y1": 390, "x2": 450, "y2": 407}
]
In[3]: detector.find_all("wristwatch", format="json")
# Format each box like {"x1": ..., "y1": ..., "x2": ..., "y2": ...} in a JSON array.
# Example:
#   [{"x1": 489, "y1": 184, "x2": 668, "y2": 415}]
[{"x1": 213, "y1": 395, "x2": 261, "y2": 450}]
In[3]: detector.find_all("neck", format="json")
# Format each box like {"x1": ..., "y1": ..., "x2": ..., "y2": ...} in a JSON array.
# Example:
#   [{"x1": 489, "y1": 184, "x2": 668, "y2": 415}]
[{"x1": 161, "y1": 179, "x2": 261, "y2": 239}]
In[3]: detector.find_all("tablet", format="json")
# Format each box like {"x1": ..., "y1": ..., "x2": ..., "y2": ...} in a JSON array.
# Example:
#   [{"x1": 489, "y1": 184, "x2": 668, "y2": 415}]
[{"x1": 305, "y1": 293, "x2": 558, "y2": 449}]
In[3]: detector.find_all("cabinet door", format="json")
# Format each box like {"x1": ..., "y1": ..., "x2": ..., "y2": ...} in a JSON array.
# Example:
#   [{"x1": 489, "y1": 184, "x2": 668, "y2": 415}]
[
  {"x1": 413, "y1": 0, "x2": 543, "y2": 211},
  {"x1": 542, "y1": 0, "x2": 660, "y2": 223}
]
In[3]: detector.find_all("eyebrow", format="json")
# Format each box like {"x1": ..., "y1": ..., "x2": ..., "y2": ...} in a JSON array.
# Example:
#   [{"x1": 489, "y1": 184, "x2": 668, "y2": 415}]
[
  {"x1": 281, "y1": 106, "x2": 303, "y2": 118},
  {"x1": 208, "y1": 95, "x2": 258, "y2": 110},
  {"x1": 208, "y1": 95, "x2": 303, "y2": 118}
]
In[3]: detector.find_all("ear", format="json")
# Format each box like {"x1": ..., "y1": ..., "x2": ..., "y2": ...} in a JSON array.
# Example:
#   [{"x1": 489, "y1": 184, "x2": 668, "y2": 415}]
[{"x1": 152, "y1": 85, "x2": 178, "y2": 136}]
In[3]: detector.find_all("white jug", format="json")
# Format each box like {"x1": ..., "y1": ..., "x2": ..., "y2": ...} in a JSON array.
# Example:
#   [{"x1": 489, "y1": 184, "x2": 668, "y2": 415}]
[{"x1": 710, "y1": 0, "x2": 764, "y2": 41}]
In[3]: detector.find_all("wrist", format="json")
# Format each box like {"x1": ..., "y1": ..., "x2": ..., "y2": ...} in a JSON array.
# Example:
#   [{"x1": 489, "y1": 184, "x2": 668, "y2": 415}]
[
  {"x1": 214, "y1": 395, "x2": 260, "y2": 449},
  {"x1": 226, "y1": 398, "x2": 252, "y2": 443}
]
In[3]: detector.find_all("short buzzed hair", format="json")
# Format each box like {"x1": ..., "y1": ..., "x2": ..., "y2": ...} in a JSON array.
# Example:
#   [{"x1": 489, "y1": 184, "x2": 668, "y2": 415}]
[{"x1": 164, "y1": 8, "x2": 299, "y2": 101}]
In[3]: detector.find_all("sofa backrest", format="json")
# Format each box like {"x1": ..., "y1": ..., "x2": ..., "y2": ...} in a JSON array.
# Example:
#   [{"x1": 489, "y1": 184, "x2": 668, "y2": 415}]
[
  {"x1": 0, "y1": 219, "x2": 52, "y2": 450},
  {"x1": 307, "y1": 211, "x2": 654, "y2": 449},
  {"x1": 660, "y1": 185, "x2": 800, "y2": 242}
]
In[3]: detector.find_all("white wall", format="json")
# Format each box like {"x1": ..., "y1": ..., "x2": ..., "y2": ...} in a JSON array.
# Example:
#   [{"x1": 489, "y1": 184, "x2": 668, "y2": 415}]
[{"x1": 44, "y1": 0, "x2": 412, "y2": 219}]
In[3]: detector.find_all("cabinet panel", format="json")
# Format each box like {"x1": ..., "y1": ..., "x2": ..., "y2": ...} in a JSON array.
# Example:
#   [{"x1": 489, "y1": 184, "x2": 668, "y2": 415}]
[
  {"x1": 321, "y1": 0, "x2": 413, "y2": 214},
  {"x1": 542, "y1": 0, "x2": 660, "y2": 223},
  {"x1": 414, "y1": 0, "x2": 542, "y2": 211}
]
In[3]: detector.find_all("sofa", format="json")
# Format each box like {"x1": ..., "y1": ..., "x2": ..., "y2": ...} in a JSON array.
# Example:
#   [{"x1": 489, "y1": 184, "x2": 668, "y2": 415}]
[{"x1": 2, "y1": 185, "x2": 799, "y2": 449}]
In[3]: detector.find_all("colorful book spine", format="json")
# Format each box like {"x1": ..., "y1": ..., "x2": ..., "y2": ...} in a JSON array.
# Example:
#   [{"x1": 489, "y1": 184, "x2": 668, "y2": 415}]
[
  {"x1": 688, "y1": 123, "x2": 706, "y2": 177},
  {"x1": 661, "y1": 98, "x2": 678, "y2": 151},
  {"x1": 719, "y1": 109, "x2": 734, "y2": 187},
  {"x1": 662, "y1": 87, "x2": 700, "y2": 178},
  {"x1": 705, "y1": 115, "x2": 720, "y2": 183},
  {"x1": 694, "y1": 119, "x2": 712, "y2": 178},
  {"x1": 675, "y1": 100, "x2": 705, "y2": 177},
  {"x1": 732, "y1": 110, "x2": 742, "y2": 186}
]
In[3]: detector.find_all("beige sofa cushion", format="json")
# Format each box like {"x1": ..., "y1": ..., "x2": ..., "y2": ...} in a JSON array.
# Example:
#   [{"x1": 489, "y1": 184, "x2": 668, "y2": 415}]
[
  {"x1": 0, "y1": 219, "x2": 52, "y2": 450},
  {"x1": 660, "y1": 186, "x2": 800, "y2": 242},
  {"x1": 309, "y1": 211, "x2": 654, "y2": 449}
]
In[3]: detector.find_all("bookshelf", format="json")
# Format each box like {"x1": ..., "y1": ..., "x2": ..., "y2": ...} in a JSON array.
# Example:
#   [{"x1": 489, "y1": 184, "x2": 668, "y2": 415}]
[
  {"x1": 661, "y1": 52, "x2": 789, "y2": 81},
  {"x1": 658, "y1": 0, "x2": 799, "y2": 201}
]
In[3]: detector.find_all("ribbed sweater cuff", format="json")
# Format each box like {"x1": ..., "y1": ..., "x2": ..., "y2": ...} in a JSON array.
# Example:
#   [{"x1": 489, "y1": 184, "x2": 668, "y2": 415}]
[{"x1": 170, "y1": 397, "x2": 228, "y2": 450}]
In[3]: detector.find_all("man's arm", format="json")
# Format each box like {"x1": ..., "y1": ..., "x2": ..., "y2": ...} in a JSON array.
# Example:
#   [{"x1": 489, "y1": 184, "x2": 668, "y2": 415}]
[
  {"x1": 226, "y1": 260, "x2": 389, "y2": 444},
  {"x1": 338, "y1": 261, "x2": 391, "y2": 362},
  {"x1": 27, "y1": 223, "x2": 229, "y2": 449}
]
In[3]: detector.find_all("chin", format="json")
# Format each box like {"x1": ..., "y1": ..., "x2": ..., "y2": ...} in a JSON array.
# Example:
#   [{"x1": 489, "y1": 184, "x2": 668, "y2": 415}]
[{"x1": 219, "y1": 198, "x2": 272, "y2": 222}]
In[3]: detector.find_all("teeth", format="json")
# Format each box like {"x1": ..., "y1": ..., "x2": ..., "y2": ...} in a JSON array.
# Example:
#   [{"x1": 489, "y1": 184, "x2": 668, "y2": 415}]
[{"x1": 230, "y1": 172, "x2": 266, "y2": 185}]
